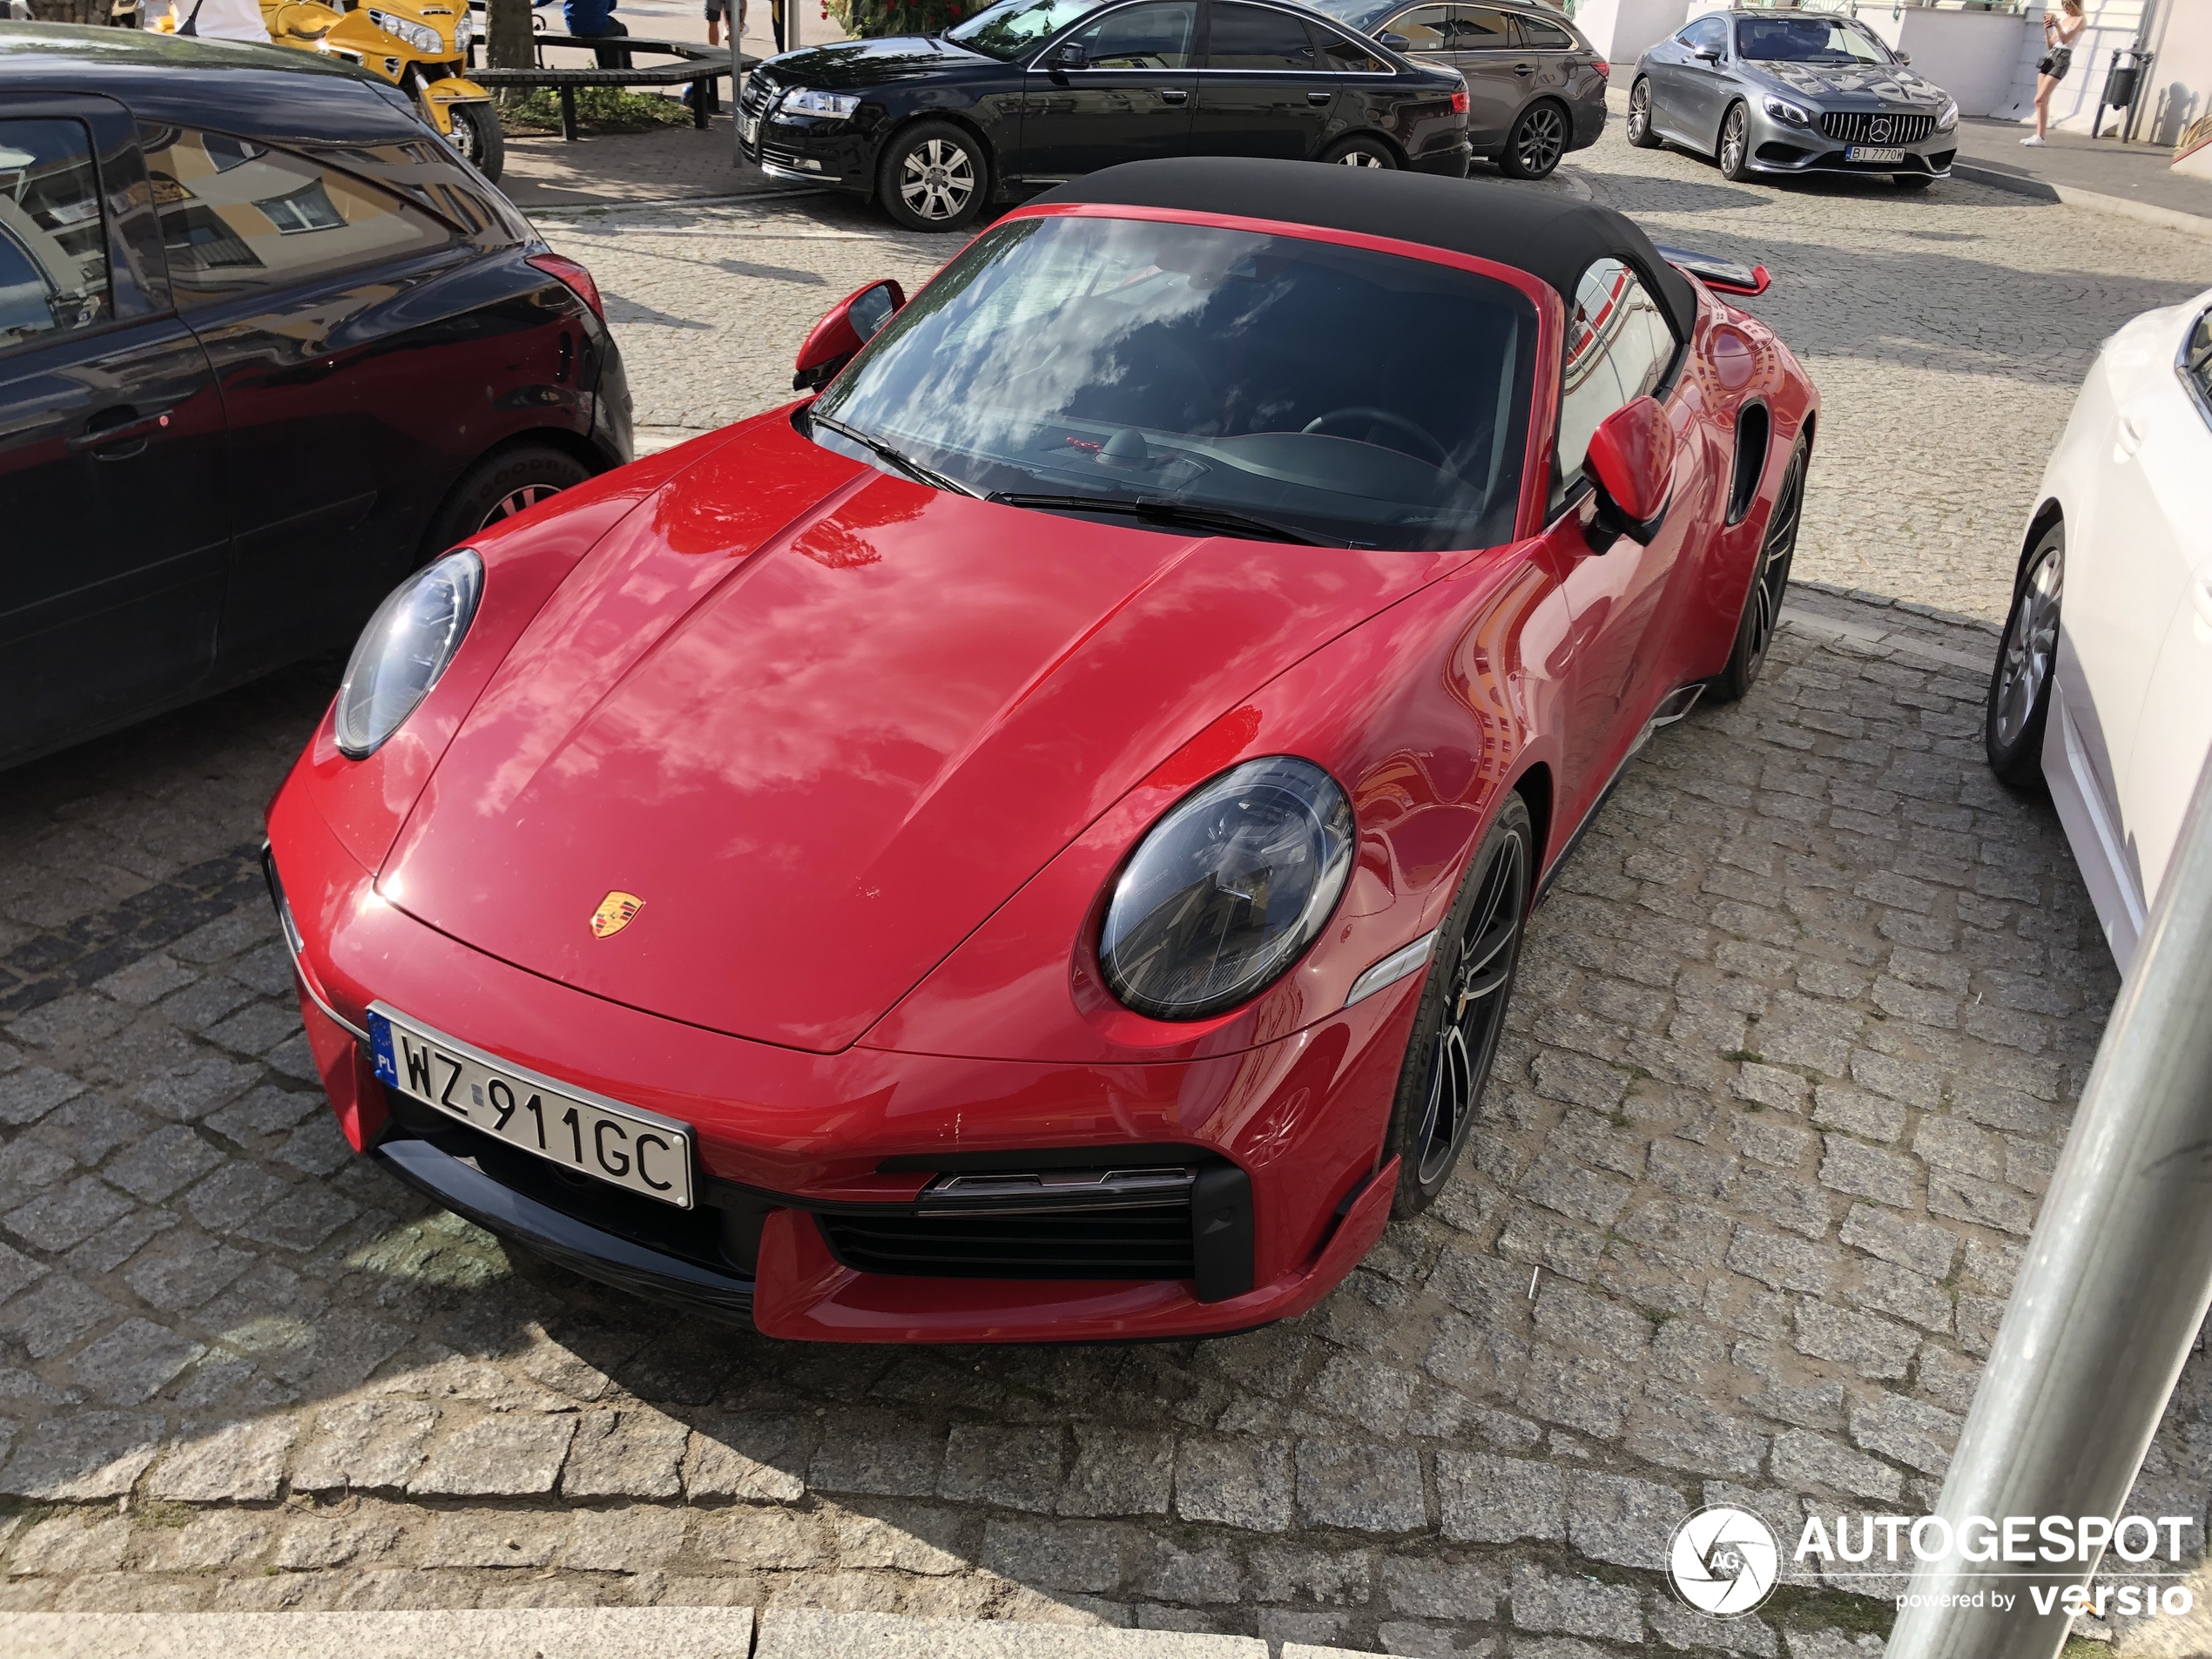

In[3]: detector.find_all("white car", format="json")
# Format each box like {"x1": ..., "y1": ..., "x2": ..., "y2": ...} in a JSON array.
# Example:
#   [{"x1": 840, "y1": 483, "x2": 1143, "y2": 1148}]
[{"x1": 1986, "y1": 286, "x2": 2212, "y2": 974}]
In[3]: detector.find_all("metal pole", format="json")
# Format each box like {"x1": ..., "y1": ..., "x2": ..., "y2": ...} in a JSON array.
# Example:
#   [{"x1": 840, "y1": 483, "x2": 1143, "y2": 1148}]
[{"x1": 1885, "y1": 750, "x2": 2212, "y2": 1659}]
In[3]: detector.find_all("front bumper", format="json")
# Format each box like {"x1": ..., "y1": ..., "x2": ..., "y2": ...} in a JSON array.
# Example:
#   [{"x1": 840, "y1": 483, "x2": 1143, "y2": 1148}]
[
  {"x1": 1745, "y1": 104, "x2": 1954, "y2": 177},
  {"x1": 738, "y1": 81, "x2": 879, "y2": 192},
  {"x1": 268, "y1": 774, "x2": 1413, "y2": 1344}
]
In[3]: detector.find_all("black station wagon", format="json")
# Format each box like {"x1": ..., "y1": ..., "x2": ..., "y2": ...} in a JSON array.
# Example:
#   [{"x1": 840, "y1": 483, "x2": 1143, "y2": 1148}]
[{"x1": 738, "y1": 0, "x2": 1474, "y2": 231}]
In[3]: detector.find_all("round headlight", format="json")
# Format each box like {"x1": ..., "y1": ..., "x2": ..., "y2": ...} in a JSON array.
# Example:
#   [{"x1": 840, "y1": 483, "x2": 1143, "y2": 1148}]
[
  {"x1": 334, "y1": 549, "x2": 482, "y2": 759},
  {"x1": 1099, "y1": 755, "x2": 1356, "y2": 1022}
]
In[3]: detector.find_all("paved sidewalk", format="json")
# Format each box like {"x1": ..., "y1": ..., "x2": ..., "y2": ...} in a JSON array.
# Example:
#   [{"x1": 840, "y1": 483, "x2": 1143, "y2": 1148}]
[
  {"x1": 1947, "y1": 117, "x2": 2212, "y2": 235},
  {"x1": 501, "y1": 114, "x2": 808, "y2": 209}
]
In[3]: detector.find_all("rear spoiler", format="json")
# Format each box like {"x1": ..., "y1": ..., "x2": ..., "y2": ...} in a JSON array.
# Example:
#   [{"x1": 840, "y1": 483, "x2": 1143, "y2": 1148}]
[{"x1": 1655, "y1": 244, "x2": 1770, "y2": 297}]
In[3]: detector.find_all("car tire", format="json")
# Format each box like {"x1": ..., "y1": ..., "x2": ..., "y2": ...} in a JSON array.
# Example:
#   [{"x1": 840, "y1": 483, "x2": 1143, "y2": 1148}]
[
  {"x1": 1707, "y1": 438, "x2": 1806, "y2": 703},
  {"x1": 877, "y1": 119, "x2": 989, "y2": 233},
  {"x1": 422, "y1": 442, "x2": 591, "y2": 559},
  {"x1": 1986, "y1": 523, "x2": 2063, "y2": 790},
  {"x1": 1716, "y1": 99, "x2": 1751, "y2": 180},
  {"x1": 1500, "y1": 99, "x2": 1568, "y2": 179},
  {"x1": 448, "y1": 102, "x2": 505, "y2": 184},
  {"x1": 1320, "y1": 133, "x2": 1399, "y2": 169},
  {"x1": 1380, "y1": 792, "x2": 1533, "y2": 1219},
  {"x1": 1893, "y1": 172, "x2": 1934, "y2": 190},
  {"x1": 1626, "y1": 76, "x2": 1661, "y2": 148}
]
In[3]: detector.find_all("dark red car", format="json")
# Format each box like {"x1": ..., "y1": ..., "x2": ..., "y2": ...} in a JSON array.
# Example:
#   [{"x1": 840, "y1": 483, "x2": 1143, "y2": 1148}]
[{"x1": 265, "y1": 159, "x2": 1813, "y2": 1344}]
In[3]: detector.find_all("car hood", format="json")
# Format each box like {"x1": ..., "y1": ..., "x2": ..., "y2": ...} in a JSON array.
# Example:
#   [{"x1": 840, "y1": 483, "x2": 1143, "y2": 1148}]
[
  {"x1": 379, "y1": 417, "x2": 1450, "y2": 1054},
  {"x1": 1747, "y1": 58, "x2": 1949, "y2": 105},
  {"x1": 759, "y1": 35, "x2": 989, "y2": 90}
]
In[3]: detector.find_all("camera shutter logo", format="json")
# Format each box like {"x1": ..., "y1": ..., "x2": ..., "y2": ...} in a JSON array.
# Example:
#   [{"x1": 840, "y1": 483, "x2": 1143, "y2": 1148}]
[{"x1": 1669, "y1": 1505, "x2": 1781, "y2": 1617}]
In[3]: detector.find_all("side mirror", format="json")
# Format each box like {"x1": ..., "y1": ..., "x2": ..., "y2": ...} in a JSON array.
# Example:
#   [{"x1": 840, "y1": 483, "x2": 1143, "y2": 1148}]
[
  {"x1": 1378, "y1": 30, "x2": 1411, "y2": 50},
  {"x1": 792, "y1": 278, "x2": 907, "y2": 392},
  {"x1": 1693, "y1": 45, "x2": 1722, "y2": 62},
  {"x1": 1047, "y1": 39, "x2": 1087, "y2": 69},
  {"x1": 1583, "y1": 395, "x2": 1674, "y2": 551},
  {"x1": 1896, "y1": 49, "x2": 1911, "y2": 64}
]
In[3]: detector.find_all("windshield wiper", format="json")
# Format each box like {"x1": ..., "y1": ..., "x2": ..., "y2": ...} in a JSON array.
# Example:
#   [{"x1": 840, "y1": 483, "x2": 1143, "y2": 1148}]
[
  {"x1": 988, "y1": 492, "x2": 1324, "y2": 546},
  {"x1": 807, "y1": 409, "x2": 982, "y2": 498}
]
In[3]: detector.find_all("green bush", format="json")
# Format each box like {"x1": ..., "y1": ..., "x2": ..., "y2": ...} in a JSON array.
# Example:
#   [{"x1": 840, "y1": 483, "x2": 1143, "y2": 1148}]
[
  {"x1": 826, "y1": 0, "x2": 975, "y2": 38},
  {"x1": 502, "y1": 84, "x2": 696, "y2": 132}
]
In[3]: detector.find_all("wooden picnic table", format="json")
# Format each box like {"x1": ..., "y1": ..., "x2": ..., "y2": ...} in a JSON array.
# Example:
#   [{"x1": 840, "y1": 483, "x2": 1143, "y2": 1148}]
[{"x1": 469, "y1": 34, "x2": 760, "y2": 139}]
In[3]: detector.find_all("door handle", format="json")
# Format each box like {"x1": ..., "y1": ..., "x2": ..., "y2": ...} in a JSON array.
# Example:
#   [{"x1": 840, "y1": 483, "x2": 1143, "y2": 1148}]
[
  {"x1": 70, "y1": 407, "x2": 174, "y2": 458},
  {"x1": 2114, "y1": 412, "x2": 2146, "y2": 461},
  {"x1": 1306, "y1": 89, "x2": 1332, "y2": 104},
  {"x1": 1159, "y1": 86, "x2": 1187, "y2": 102},
  {"x1": 1513, "y1": 60, "x2": 1534, "y2": 74}
]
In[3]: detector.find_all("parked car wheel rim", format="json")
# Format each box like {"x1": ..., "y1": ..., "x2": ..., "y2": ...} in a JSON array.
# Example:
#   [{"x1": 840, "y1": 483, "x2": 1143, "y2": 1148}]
[
  {"x1": 1627, "y1": 80, "x2": 1650, "y2": 141},
  {"x1": 1415, "y1": 819, "x2": 1527, "y2": 1186},
  {"x1": 478, "y1": 482, "x2": 564, "y2": 529},
  {"x1": 899, "y1": 138, "x2": 977, "y2": 222},
  {"x1": 1337, "y1": 146, "x2": 1387, "y2": 167},
  {"x1": 1515, "y1": 105, "x2": 1565, "y2": 174},
  {"x1": 1993, "y1": 542, "x2": 2063, "y2": 751},
  {"x1": 1741, "y1": 444, "x2": 1804, "y2": 681},
  {"x1": 1721, "y1": 105, "x2": 1748, "y2": 174}
]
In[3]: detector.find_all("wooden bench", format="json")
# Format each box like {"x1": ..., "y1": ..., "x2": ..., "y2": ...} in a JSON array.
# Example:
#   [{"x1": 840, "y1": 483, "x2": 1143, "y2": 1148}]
[{"x1": 469, "y1": 34, "x2": 758, "y2": 139}]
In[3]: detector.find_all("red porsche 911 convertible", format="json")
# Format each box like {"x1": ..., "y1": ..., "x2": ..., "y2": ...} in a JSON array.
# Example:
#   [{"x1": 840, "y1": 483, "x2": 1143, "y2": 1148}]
[{"x1": 264, "y1": 159, "x2": 1814, "y2": 1345}]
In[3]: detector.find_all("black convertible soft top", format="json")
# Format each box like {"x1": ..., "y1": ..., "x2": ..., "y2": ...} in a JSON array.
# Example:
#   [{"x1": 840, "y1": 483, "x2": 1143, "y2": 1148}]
[{"x1": 1037, "y1": 158, "x2": 1701, "y2": 340}]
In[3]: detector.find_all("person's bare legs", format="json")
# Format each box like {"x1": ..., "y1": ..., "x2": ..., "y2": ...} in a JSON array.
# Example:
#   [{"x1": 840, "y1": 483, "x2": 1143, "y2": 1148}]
[{"x1": 2032, "y1": 71, "x2": 2055, "y2": 140}]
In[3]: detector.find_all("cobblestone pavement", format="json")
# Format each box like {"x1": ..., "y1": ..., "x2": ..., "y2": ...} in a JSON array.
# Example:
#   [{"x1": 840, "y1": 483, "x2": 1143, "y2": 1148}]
[{"x1": 3, "y1": 117, "x2": 2212, "y2": 1658}]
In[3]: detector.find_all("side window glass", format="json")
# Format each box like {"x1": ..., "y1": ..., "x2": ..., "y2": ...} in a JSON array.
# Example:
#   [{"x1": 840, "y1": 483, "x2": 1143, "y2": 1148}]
[
  {"x1": 1070, "y1": 2, "x2": 1196, "y2": 68},
  {"x1": 1383, "y1": 4, "x2": 1450, "y2": 51},
  {"x1": 2184, "y1": 305, "x2": 2212, "y2": 425},
  {"x1": 0, "y1": 118, "x2": 112, "y2": 354},
  {"x1": 1555, "y1": 257, "x2": 1676, "y2": 487},
  {"x1": 138, "y1": 125, "x2": 456, "y2": 307},
  {"x1": 1321, "y1": 30, "x2": 1386, "y2": 71},
  {"x1": 1445, "y1": 6, "x2": 1514, "y2": 50},
  {"x1": 1204, "y1": 3, "x2": 1318, "y2": 69},
  {"x1": 1519, "y1": 14, "x2": 1574, "y2": 49},
  {"x1": 1683, "y1": 16, "x2": 1727, "y2": 54}
]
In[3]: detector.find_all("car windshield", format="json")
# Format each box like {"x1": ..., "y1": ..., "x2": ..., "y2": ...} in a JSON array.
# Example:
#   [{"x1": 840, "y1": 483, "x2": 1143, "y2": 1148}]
[
  {"x1": 1737, "y1": 17, "x2": 1891, "y2": 65},
  {"x1": 946, "y1": 0, "x2": 1104, "y2": 58},
  {"x1": 807, "y1": 213, "x2": 1535, "y2": 551}
]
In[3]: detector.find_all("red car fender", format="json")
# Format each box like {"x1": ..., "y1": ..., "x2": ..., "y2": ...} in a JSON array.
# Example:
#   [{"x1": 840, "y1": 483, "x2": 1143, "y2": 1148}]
[
  {"x1": 861, "y1": 538, "x2": 1574, "y2": 1068},
  {"x1": 288, "y1": 416, "x2": 786, "y2": 878}
]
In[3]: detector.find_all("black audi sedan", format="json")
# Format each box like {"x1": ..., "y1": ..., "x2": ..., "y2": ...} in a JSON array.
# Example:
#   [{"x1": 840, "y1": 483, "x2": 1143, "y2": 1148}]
[
  {"x1": 0, "y1": 25, "x2": 631, "y2": 771},
  {"x1": 1305, "y1": 0, "x2": 1605, "y2": 179},
  {"x1": 738, "y1": 0, "x2": 1473, "y2": 231}
]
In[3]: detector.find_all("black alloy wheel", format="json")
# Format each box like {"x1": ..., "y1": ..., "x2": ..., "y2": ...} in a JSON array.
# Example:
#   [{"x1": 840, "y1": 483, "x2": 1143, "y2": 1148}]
[
  {"x1": 1709, "y1": 439, "x2": 1806, "y2": 702},
  {"x1": 1717, "y1": 100, "x2": 1751, "y2": 180},
  {"x1": 1501, "y1": 100, "x2": 1568, "y2": 179},
  {"x1": 878, "y1": 119, "x2": 988, "y2": 233},
  {"x1": 1985, "y1": 523, "x2": 2063, "y2": 788},
  {"x1": 448, "y1": 102, "x2": 505, "y2": 184},
  {"x1": 1626, "y1": 77, "x2": 1660, "y2": 148},
  {"x1": 422, "y1": 442, "x2": 591, "y2": 558},
  {"x1": 1382, "y1": 793, "x2": 1532, "y2": 1217},
  {"x1": 1322, "y1": 134, "x2": 1399, "y2": 169}
]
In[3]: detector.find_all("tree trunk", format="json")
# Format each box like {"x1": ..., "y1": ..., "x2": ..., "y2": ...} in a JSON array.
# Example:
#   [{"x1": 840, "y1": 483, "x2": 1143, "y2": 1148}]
[{"x1": 487, "y1": 0, "x2": 533, "y2": 71}]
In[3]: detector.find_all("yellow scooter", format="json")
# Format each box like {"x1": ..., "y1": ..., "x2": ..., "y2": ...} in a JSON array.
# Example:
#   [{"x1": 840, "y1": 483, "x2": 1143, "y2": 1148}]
[{"x1": 258, "y1": 0, "x2": 505, "y2": 180}]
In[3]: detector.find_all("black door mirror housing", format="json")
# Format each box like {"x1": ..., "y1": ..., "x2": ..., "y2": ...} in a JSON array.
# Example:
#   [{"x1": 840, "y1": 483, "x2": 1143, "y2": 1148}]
[
  {"x1": 1378, "y1": 30, "x2": 1411, "y2": 50},
  {"x1": 1048, "y1": 39, "x2": 1088, "y2": 69}
]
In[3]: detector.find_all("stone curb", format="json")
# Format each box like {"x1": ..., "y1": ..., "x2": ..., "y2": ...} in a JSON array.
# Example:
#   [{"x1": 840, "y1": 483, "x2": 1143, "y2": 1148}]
[
  {"x1": 0, "y1": 1606, "x2": 754, "y2": 1658},
  {"x1": 0, "y1": 1609, "x2": 1389, "y2": 1659},
  {"x1": 1949, "y1": 160, "x2": 2212, "y2": 242},
  {"x1": 1777, "y1": 599, "x2": 1993, "y2": 676}
]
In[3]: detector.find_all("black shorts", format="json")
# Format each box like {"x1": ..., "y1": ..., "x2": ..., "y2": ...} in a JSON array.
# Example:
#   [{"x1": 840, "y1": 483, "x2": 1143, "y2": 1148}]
[
  {"x1": 2039, "y1": 48, "x2": 2072, "y2": 81},
  {"x1": 705, "y1": 0, "x2": 732, "y2": 19}
]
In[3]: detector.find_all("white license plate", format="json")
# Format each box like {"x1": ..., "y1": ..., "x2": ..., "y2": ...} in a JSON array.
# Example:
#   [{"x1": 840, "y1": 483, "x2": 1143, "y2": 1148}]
[
  {"x1": 368, "y1": 1003, "x2": 694, "y2": 1208},
  {"x1": 1848, "y1": 145, "x2": 1906, "y2": 163},
  {"x1": 742, "y1": 114, "x2": 759, "y2": 145}
]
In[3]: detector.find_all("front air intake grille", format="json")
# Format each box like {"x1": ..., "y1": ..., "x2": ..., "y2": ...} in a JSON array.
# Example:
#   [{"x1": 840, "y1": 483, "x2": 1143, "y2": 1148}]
[
  {"x1": 1818, "y1": 110, "x2": 1935, "y2": 145},
  {"x1": 820, "y1": 1204, "x2": 1198, "y2": 1281}
]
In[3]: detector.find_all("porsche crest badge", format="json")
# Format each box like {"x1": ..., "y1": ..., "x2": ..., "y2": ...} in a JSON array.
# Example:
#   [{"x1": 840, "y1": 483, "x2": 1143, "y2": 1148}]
[{"x1": 590, "y1": 892, "x2": 644, "y2": 939}]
